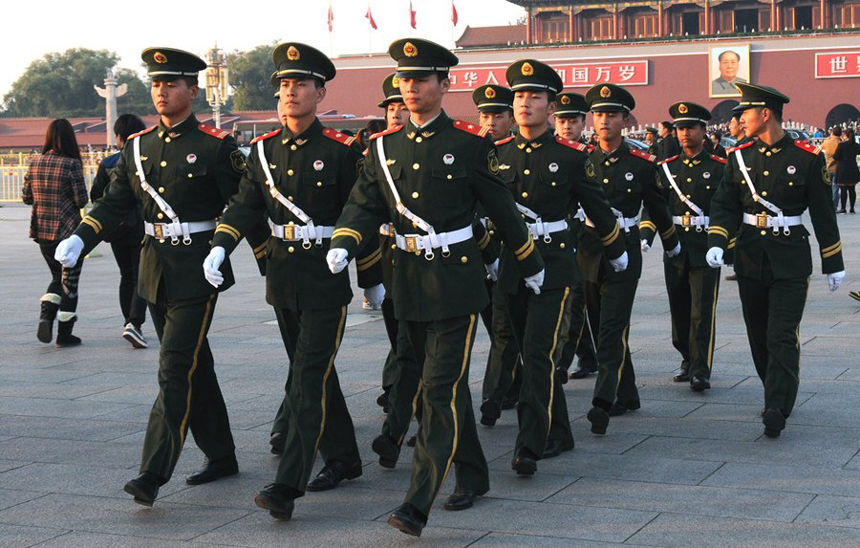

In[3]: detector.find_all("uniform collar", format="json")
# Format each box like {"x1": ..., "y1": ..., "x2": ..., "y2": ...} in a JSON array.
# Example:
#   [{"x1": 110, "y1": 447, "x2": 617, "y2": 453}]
[
  {"x1": 514, "y1": 128, "x2": 553, "y2": 150},
  {"x1": 682, "y1": 148, "x2": 706, "y2": 165},
  {"x1": 406, "y1": 110, "x2": 449, "y2": 140},
  {"x1": 157, "y1": 113, "x2": 197, "y2": 140},
  {"x1": 596, "y1": 140, "x2": 628, "y2": 162},
  {"x1": 757, "y1": 132, "x2": 793, "y2": 156},
  {"x1": 281, "y1": 118, "x2": 323, "y2": 147}
]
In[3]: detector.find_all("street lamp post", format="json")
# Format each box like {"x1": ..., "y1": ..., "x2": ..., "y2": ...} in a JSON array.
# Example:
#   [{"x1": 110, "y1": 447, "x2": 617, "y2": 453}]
[{"x1": 206, "y1": 46, "x2": 229, "y2": 129}]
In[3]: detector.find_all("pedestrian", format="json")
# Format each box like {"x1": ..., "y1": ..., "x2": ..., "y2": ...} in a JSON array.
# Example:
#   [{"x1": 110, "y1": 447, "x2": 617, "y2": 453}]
[
  {"x1": 821, "y1": 127, "x2": 841, "y2": 211},
  {"x1": 22, "y1": 118, "x2": 88, "y2": 347},
  {"x1": 834, "y1": 128, "x2": 859, "y2": 213}
]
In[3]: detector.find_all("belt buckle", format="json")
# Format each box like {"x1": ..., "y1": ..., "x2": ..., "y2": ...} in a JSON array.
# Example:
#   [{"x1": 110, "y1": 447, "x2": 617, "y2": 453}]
[
  {"x1": 404, "y1": 236, "x2": 418, "y2": 253},
  {"x1": 682, "y1": 213, "x2": 692, "y2": 227},
  {"x1": 283, "y1": 225, "x2": 295, "y2": 240},
  {"x1": 153, "y1": 224, "x2": 164, "y2": 239},
  {"x1": 756, "y1": 213, "x2": 768, "y2": 228}
]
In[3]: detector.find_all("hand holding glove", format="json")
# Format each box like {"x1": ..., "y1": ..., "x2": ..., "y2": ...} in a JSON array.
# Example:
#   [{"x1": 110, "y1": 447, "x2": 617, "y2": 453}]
[
  {"x1": 828, "y1": 270, "x2": 846, "y2": 292},
  {"x1": 524, "y1": 269, "x2": 545, "y2": 295},
  {"x1": 203, "y1": 247, "x2": 226, "y2": 288},
  {"x1": 609, "y1": 251, "x2": 629, "y2": 273},
  {"x1": 705, "y1": 247, "x2": 724, "y2": 268},
  {"x1": 485, "y1": 259, "x2": 499, "y2": 282},
  {"x1": 326, "y1": 248, "x2": 349, "y2": 274},
  {"x1": 54, "y1": 235, "x2": 84, "y2": 268}
]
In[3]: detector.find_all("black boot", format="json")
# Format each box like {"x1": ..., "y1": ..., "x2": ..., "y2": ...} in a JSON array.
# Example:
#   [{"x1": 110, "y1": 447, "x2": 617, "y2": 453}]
[
  {"x1": 37, "y1": 293, "x2": 60, "y2": 343},
  {"x1": 55, "y1": 313, "x2": 81, "y2": 347}
]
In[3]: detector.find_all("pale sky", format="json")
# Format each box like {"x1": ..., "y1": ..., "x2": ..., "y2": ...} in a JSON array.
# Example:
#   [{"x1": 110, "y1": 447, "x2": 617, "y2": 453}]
[{"x1": 2, "y1": 0, "x2": 525, "y2": 100}]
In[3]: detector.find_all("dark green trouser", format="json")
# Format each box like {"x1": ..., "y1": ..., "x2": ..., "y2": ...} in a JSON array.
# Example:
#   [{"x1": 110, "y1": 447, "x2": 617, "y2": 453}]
[
  {"x1": 481, "y1": 281, "x2": 523, "y2": 402},
  {"x1": 381, "y1": 297, "x2": 399, "y2": 389},
  {"x1": 142, "y1": 292, "x2": 234, "y2": 479},
  {"x1": 404, "y1": 314, "x2": 489, "y2": 517},
  {"x1": 665, "y1": 259, "x2": 721, "y2": 379},
  {"x1": 506, "y1": 285, "x2": 574, "y2": 456},
  {"x1": 273, "y1": 306, "x2": 360, "y2": 495},
  {"x1": 557, "y1": 279, "x2": 597, "y2": 372},
  {"x1": 270, "y1": 307, "x2": 297, "y2": 436},
  {"x1": 585, "y1": 276, "x2": 640, "y2": 409},
  {"x1": 736, "y1": 265, "x2": 809, "y2": 417},
  {"x1": 381, "y1": 319, "x2": 422, "y2": 445}
]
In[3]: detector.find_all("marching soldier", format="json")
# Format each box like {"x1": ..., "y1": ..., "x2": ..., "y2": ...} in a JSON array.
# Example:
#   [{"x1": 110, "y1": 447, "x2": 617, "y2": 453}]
[
  {"x1": 706, "y1": 83, "x2": 845, "y2": 437},
  {"x1": 581, "y1": 84, "x2": 680, "y2": 435},
  {"x1": 202, "y1": 43, "x2": 382, "y2": 519},
  {"x1": 640, "y1": 102, "x2": 725, "y2": 390},
  {"x1": 498, "y1": 61, "x2": 627, "y2": 475},
  {"x1": 54, "y1": 47, "x2": 268, "y2": 505},
  {"x1": 327, "y1": 38, "x2": 545, "y2": 536}
]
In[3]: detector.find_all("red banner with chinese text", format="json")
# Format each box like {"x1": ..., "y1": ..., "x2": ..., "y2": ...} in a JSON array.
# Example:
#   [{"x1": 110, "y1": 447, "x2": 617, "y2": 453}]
[
  {"x1": 815, "y1": 52, "x2": 860, "y2": 79},
  {"x1": 448, "y1": 60, "x2": 648, "y2": 91}
]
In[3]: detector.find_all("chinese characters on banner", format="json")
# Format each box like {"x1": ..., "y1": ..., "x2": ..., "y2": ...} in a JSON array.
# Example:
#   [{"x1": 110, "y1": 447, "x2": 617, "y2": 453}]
[
  {"x1": 815, "y1": 52, "x2": 860, "y2": 78},
  {"x1": 448, "y1": 60, "x2": 648, "y2": 92}
]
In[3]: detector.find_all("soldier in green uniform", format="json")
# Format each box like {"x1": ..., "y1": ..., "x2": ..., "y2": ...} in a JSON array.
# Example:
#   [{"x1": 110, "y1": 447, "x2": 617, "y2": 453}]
[
  {"x1": 54, "y1": 47, "x2": 268, "y2": 505},
  {"x1": 201, "y1": 43, "x2": 383, "y2": 519},
  {"x1": 553, "y1": 91, "x2": 599, "y2": 381},
  {"x1": 640, "y1": 102, "x2": 725, "y2": 391},
  {"x1": 498, "y1": 61, "x2": 627, "y2": 475},
  {"x1": 580, "y1": 84, "x2": 681, "y2": 435},
  {"x1": 327, "y1": 38, "x2": 545, "y2": 536},
  {"x1": 706, "y1": 83, "x2": 845, "y2": 437}
]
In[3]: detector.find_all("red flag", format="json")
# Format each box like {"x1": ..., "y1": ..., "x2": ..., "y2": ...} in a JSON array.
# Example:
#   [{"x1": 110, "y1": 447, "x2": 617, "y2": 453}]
[
  {"x1": 327, "y1": 2, "x2": 333, "y2": 32},
  {"x1": 409, "y1": 0, "x2": 417, "y2": 29},
  {"x1": 366, "y1": 5, "x2": 378, "y2": 29},
  {"x1": 452, "y1": 2, "x2": 458, "y2": 25}
]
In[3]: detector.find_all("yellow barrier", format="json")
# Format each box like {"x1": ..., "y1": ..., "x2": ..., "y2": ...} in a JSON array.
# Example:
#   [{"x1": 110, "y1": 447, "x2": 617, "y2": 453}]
[{"x1": 1, "y1": 165, "x2": 99, "y2": 202}]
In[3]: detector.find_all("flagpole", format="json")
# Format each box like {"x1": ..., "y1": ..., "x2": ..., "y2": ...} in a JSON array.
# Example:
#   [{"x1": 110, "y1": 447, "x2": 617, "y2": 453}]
[
  {"x1": 329, "y1": 0, "x2": 334, "y2": 57},
  {"x1": 367, "y1": 0, "x2": 372, "y2": 56},
  {"x1": 451, "y1": 0, "x2": 454, "y2": 48}
]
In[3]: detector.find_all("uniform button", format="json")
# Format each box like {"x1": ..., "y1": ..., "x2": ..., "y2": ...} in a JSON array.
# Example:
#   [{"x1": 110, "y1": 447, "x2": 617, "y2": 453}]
[
  {"x1": 766, "y1": 151, "x2": 772, "y2": 156},
  {"x1": 415, "y1": 136, "x2": 423, "y2": 143},
  {"x1": 685, "y1": 227, "x2": 691, "y2": 232},
  {"x1": 686, "y1": 194, "x2": 691, "y2": 198},
  {"x1": 763, "y1": 170, "x2": 770, "y2": 176},
  {"x1": 317, "y1": 182, "x2": 322, "y2": 187},
  {"x1": 164, "y1": 137, "x2": 171, "y2": 143},
  {"x1": 290, "y1": 145, "x2": 297, "y2": 151},
  {"x1": 287, "y1": 195, "x2": 293, "y2": 201},
  {"x1": 687, "y1": 178, "x2": 692, "y2": 183},
  {"x1": 287, "y1": 169, "x2": 294, "y2": 176},
  {"x1": 160, "y1": 161, "x2": 167, "y2": 167},
  {"x1": 522, "y1": 192, "x2": 528, "y2": 198},
  {"x1": 158, "y1": 187, "x2": 165, "y2": 193},
  {"x1": 460, "y1": 256, "x2": 468, "y2": 264},
  {"x1": 489, "y1": 230, "x2": 495, "y2": 236},
  {"x1": 627, "y1": 188, "x2": 632, "y2": 193},
  {"x1": 760, "y1": 230, "x2": 767, "y2": 236},
  {"x1": 158, "y1": 132, "x2": 164, "y2": 138},
  {"x1": 602, "y1": 178, "x2": 609, "y2": 184},
  {"x1": 788, "y1": 182, "x2": 794, "y2": 186},
  {"x1": 559, "y1": 242, "x2": 566, "y2": 249},
  {"x1": 187, "y1": 174, "x2": 193, "y2": 178},
  {"x1": 706, "y1": 185, "x2": 711, "y2": 189},
  {"x1": 447, "y1": 174, "x2": 453, "y2": 180},
  {"x1": 526, "y1": 147, "x2": 532, "y2": 153},
  {"x1": 524, "y1": 169, "x2": 531, "y2": 175},
  {"x1": 412, "y1": 163, "x2": 420, "y2": 170},
  {"x1": 288, "y1": 246, "x2": 295, "y2": 253},
  {"x1": 157, "y1": 213, "x2": 164, "y2": 220},
  {"x1": 391, "y1": 244, "x2": 397, "y2": 250},
  {"x1": 412, "y1": 191, "x2": 419, "y2": 199},
  {"x1": 551, "y1": 182, "x2": 557, "y2": 187},
  {"x1": 762, "y1": 191, "x2": 768, "y2": 197},
  {"x1": 604, "y1": 161, "x2": 610, "y2": 166}
]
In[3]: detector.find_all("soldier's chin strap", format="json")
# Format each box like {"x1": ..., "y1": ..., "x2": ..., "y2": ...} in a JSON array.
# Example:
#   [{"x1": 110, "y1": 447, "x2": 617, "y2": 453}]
[
  {"x1": 660, "y1": 162, "x2": 708, "y2": 232},
  {"x1": 134, "y1": 136, "x2": 191, "y2": 245},
  {"x1": 734, "y1": 149, "x2": 789, "y2": 235}
]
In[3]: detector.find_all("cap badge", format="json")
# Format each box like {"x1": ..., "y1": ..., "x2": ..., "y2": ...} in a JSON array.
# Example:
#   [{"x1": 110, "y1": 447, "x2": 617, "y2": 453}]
[
  {"x1": 561, "y1": 95, "x2": 570, "y2": 105},
  {"x1": 521, "y1": 62, "x2": 534, "y2": 76},
  {"x1": 443, "y1": 154, "x2": 455, "y2": 165},
  {"x1": 599, "y1": 86, "x2": 611, "y2": 98},
  {"x1": 703, "y1": 171, "x2": 711, "y2": 179},
  {"x1": 485, "y1": 87, "x2": 496, "y2": 99},
  {"x1": 787, "y1": 165, "x2": 796, "y2": 174},
  {"x1": 153, "y1": 51, "x2": 167, "y2": 64},
  {"x1": 548, "y1": 162, "x2": 559, "y2": 173},
  {"x1": 678, "y1": 103, "x2": 688, "y2": 114},
  {"x1": 313, "y1": 160, "x2": 324, "y2": 171},
  {"x1": 186, "y1": 154, "x2": 197, "y2": 164},
  {"x1": 625, "y1": 172, "x2": 634, "y2": 181},
  {"x1": 403, "y1": 42, "x2": 417, "y2": 57},
  {"x1": 287, "y1": 46, "x2": 300, "y2": 61},
  {"x1": 392, "y1": 75, "x2": 400, "y2": 87}
]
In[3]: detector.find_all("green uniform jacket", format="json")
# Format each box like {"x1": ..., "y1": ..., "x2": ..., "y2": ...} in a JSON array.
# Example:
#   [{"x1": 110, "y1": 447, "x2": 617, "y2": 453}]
[
  {"x1": 331, "y1": 111, "x2": 544, "y2": 322},
  {"x1": 707, "y1": 135, "x2": 844, "y2": 278},
  {"x1": 578, "y1": 142, "x2": 679, "y2": 283},
  {"x1": 495, "y1": 131, "x2": 625, "y2": 294},
  {"x1": 76, "y1": 114, "x2": 267, "y2": 302},
  {"x1": 641, "y1": 150, "x2": 727, "y2": 268},
  {"x1": 212, "y1": 119, "x2": 381, "y2": 310}
]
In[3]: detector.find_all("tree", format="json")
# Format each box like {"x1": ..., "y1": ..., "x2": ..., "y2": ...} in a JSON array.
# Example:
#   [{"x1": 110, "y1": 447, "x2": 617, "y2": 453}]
[{"x1": 227, "y1": 44, "x2": 278, "y2": 111}]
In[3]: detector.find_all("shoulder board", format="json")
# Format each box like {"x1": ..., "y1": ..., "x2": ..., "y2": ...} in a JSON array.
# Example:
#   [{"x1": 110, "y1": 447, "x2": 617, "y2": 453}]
[
  {"x1": 198, "y1": 123, "x2": 230, "y2": 140},
  {"x1": 794, "y1": 139, "x2": 820, "y2": 155},
  {"x1": 322, "y1": 127, "x2": 357, "y2": 147},
  {"x1": 453, "y1": 119, "x2": 490, "y2": 138},
  {"x1": 726, "y1": 140, "x2": 755, "y2": 154},
  {"x1": 709, "y1": 153, "x2": 727, "y2": 164},
  {"x1": 370, "y1": 125, "x2": 403, "y2": 140},
  {"x1": 658, "y1": 154, "x2": 679, "y2": 166},
  {"x1": 587, "y1": 144, "x2": 595, "y2": 153},
  {"x1": 495, "y1": 135, "x2": 515, "y2": 146},
  {"x1": 556, "y1": 136, "x2": 588, "y2": 152},
  {"x1": 250, "y1": 129, "x2": 281, "y2": 145},
  {"x1": 629, "y1": 148, "x2": 656, "y2": 163},
  {"x1": 128, "y1": 125, "x2": 157, "y2": 140}
]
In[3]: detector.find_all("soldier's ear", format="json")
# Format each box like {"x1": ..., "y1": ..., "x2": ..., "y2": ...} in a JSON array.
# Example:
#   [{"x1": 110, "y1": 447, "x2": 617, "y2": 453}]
[
  {"x1": 316, "y1": 86, "x2": 327, "y2": 104},
  {"x1": 440, "y1": 77, "x2": 451, "y2": 93},
  {"x1": 547, "y1": 99, "x2": 557, "y2": 117}
]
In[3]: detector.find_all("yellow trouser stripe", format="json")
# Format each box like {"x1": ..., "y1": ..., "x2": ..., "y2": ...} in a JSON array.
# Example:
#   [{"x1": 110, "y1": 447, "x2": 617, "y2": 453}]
[
  {"x1": 546, "y1": 287, "x2": 571, "y2": 441},
  {"x1": 616, "y1": 324, "x2": 630, "y2": 391},
  {"x1": 443, "y1": 314, "x2": 476, "y2": 480},
  {"x1": 706, "y1": 278, "x2": 719, "y2": 370},
  {"x1": 314, "y1": 306, "x2": 348, "y2": 452},
  {"x1": 332, "y1": 227, "x2": 362, "y2": 245},
  {"x1": 179, "y1": 294, "x2": 215, "y2": 444}
]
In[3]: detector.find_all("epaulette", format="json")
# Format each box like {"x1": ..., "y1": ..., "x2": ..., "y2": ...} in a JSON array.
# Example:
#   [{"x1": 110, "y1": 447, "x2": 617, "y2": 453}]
[
  {"x1": 556, "y1": 136, "x2": 588, "y2": 152},
  {"x1": 709, "y1": 153, "x2": 727, "y2": 164},
  {"x1": 198, "y1": 123, "x2": 230, "y2": 140},
  {"x1": 726, "y1": 140, "x2": 755, "y2": 154},
  {"x1": 495, "y1": 135, "x2": 515, "y2": 146},
  {"x1": 629, "y1": 148, "x2": 656, "y2": 163},
  {"x1": 370, "y1": 125, "x2": 403, "y2": 140},
  {"x1": 453, "y1": 119, "x2": 490, "y2": 138},
  {"x1": 794, "y1": 139, "x2": 820, "y2": 155},
  {"x1": 658, "y1": 154, "x2": 679, "y2": 166},
  {"x1": 587, "y1": 144, "x2": 595, "y2": 153},
  {"x1": 250, "y1": 129, "x2": 281, "y2": 145},
  {"x1": 322, "y1": 127, "x2": 357, "y2": 147},
  {"x1": 128, "y1": 125, "x2": 157, "y2": 140}
]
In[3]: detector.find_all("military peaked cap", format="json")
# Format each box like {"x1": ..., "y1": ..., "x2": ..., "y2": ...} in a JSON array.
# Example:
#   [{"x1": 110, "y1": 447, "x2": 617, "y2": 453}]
[
  {"x1": 555, "y1": 92, "x2": 589, "y2": 118},
  {"x1": 378, "y1": 73, "x2": 404, "y2": 108},
  {"x1": 141, "y1": 48, "x2": 206, "y2": 80},
  {"x1": 271, "y1": 42, "x2": 336, "y2": 85},
  {"x1": 669, "y1": 101, "x2": 712, "y2": 127},
  {"x1": 506, "y1": 59, "x2": 563, "y2": 94},
  {"x1": 472, "y1": 85, "x2": 513, "y2": 113},
  {"x1": 732, "y1": 82, "x2": 790, "y2": 113},
  {"x1": 585, "y1": 83, "x2": 636, "y2": 112}
]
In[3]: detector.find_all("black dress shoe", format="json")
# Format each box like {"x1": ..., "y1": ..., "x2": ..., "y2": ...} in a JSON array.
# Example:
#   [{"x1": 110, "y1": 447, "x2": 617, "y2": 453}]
[
  {"x1": 587, "y1": 406, "x2": 610, "y2": 435},
  {"x1": 690, "y1": 376, "x2": 711, "y2": 392},
  {"x1": 672, "y1": 369, "x2": 690, "y2": 383},
  {"x1": 609, "y1": 399, "x2": 640, "y2": 417},
  {"x1": 762, "y1": 408, "x2": 786, "y2": 438},
  {"x1": 480, "y1": 399, "x2": 502, "y2": 426},
  {"x1": 501, "y1": 396, "x2": 518, "y2": 410},
  {"x1": 443, "y1": 487, "x2": 478, "y2": 511},
  {"x1": 124, "y1": 472, "x2": 164, "y2": 507},
  {"x1": 511, "y1": 447, "x2": 538, "y2": 476},
  {"x1": 570, "y1": 356, "x2": 598, "y2": 379},
  {"x1": 388, "y1": 503, "x2": 427, "y2": 537},
  {"x1": 542, "y1": 438, "x2": 574, "y2": 459},
  {"x1": 270, "y1": 432, "x2": 285, "y2": 455},
  {"x1": 254, "y1": 483, "x2": 295, "y2": 521},
  {"x1": 186, "y1": 455, "x2": 238, "y2": 485},
  {"x1": 306, "y1": 460, "x2": 362, "y2": 492},
  {"x1": 371, "y1": 434, "x2": 400, "y2": 469},
  {"x1": 405, "y1": 435, "x2": 417, "y2": 447}
]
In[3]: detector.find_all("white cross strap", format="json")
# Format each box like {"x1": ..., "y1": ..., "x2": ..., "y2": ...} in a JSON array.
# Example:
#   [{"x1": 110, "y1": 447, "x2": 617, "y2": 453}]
[
  {"x1": 734, "y1": 149, "x2": 790, "y2": 235},
  {"x1": 661, "y1": 162, "x2": 707, "y2": 230},
  {"x1": 133, "y1": 136, "x2": 192, "y2": 245}
]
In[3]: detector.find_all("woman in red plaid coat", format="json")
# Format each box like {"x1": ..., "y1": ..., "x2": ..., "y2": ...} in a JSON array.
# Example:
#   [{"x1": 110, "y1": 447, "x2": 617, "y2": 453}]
[{"x1": 22, "y1": 119, "x2": 88, "y2": 346}]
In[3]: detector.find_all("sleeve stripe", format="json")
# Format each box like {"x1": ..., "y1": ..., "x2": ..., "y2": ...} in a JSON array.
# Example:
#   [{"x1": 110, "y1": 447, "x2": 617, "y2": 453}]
[
  {"x1": 332, "y1": 227, "x2": 362, "y2": 245},
  {"x1": 477, "y1": 231, "x2": 491, "y2": 250},
  {"x1": 255, "y1": 249, "x2": 267, "y2": 259},
  {"x1": 601, "y1": 223, "x2": 620, "y2": 245},
  {"x1": 822, "y1": 244, "x2": 842, "y2": 259},
  {"x1": 515, "y1": 239, "x2": 535, "y2": 260},
  {"x1": 639, "y1": 220, "x2": 657, "y2": 231},
  {"x1": 514, "y1": 237, "x2": 533, "y2": 257},
  {"x1": 357, "y1": 252, "x2": 381, "y2": 271},
  {"x1": 821, "y1": 240, "x2": 842, "y2": 254},
  {"x1": 660, "y1": 225, "x2": 676, "y2": 239},
  {"x1": 356, "y1": 247, "x2": 381, "y2": 267},
  {"x1": 215, "y1": 224, "x2": 241, "y2": 241},
  {"x1": 709, "y1": 226, "x2": 729, "y2": 238},
  {"x1": 253, "y1": 241, "x2": 267, "y2": 254},
  {"x1": 81, "y1": 216, "x2": 102, "y2": 234}
]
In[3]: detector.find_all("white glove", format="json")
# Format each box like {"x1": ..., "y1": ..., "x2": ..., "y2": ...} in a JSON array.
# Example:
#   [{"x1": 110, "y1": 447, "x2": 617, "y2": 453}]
[
  {"x1": 609, "y1": 251, "x2": 628, "y2": 272},
  {"x1": 54, "y1": 235, "x2": 84, "y2": 268},
  {"x1": 524, "y1": 269, "x2": 545, "y2": 295},
  {"x1": 203, "y1": 246, "x2": 226, "y2": 288},
  {"x1": 706, "y1": 247, "x2": 724, "y2": 268},
  {"x1": 485, "y1": 259, "x2": 499, "y2": 282},
  {"x1": 364, "y1": 283, "x2": 385, "y2": 307},
  {"x1": 666, "y1": 242, "x2": 682, "y2": 258},
  {"x1": 828, "y1": 270, "x2": 846, "y2": 292},
  {"x1": 326, "y1": 248, "x2": 349, "y2": 274},
  {"x1": 640, "y1": 239, "x2": 651, "y2": 253}
]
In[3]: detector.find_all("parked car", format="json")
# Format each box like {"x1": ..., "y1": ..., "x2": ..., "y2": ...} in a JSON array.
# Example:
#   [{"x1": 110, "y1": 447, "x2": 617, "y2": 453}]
[{"x1": 785, "y1": 129, "x2": 810, "y2": 141}]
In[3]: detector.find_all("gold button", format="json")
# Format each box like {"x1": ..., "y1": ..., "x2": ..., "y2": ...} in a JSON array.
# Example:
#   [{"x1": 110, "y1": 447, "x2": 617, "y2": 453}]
[
  {"x1": 788, "y1": 182, "x2": 794, "y2": 187},
  {"x1": 760, "y1": 230, "x2": 767, "y2": 236},
  {"x1": 158, "y1": 238, "x2": 165, "y2": 243},
  {"x1": 317, "y1": 182, "x2": 322, "y2": 187},
  {"x1": 551, "y1": 182, "x2": 557, "y2": 187},
  {"x1": 559, "y1": 242, "x2": 566, "y2": 249},
  {"x1": 526, "y1": 147, "x2": 532, "y2": 153},
  {"x1": 157, "y1": 213, "x2": 164, "y2": 220},
  {"x1": 603, "y1": 178, "x2": 609, "y2": 184},
  {"x1": 288, "y1": 221, "x2": 294, "y2": 226},
  {"x1": 766, "y1": 151, "x2": 772, "y2": 156},
  {"x1": 187, "y1": 174, "x2": 193, "y2": 178},
  {"x1": 158, "y1": 132, "x2": 164, "y2": 138},
  {"x1": 412, "y1": 191, "x2": 419, "y2": 199},
  {"x1": 604, "y1": 161, "x2": 610, "y2": 166},
  {"x1": 627, "y1": 188, "x2": 632, "y2": 193},
  {"x1": 447, "y1": 174, "x2": 452, "y2": 180},
  {"x1": 762, "y1": 191, "x2": 768, "y2": 197},
  {"x1": 524, "y1": 169, "x2": 531, "y2": 175},
  {"x1": 290, "y1": 145, "x2": 297, "y2": 151},
  {"x1": 522, "y1": 192, "x2": 529, "y2": 198},
  {"x1": 415, "y1": 136, "x2": 423, "y2": 143},
  {"x1": 412, "y1": 163, "x2": 420, "y2": 170},
  {"x1": 489, "y1": 230, "x2": 495, "y2": 236},
  {"x1": 160, "y1": 161, "x2": 167, "y2": 167},
  {"x1": 288, "y1": 246, "x2": 295, "y2": 253},
  {"x1": 687, "y1": 178, "x2": 692, "y2": 183},
  {"x1": 164, "y1": 137, "x2": 171, "y2": 143},
  {"x1": 763, "y1": 170, "x2": 770, "y2": 176},
  {"x1": 287, "y1": 169, "x2": 294, "y2": 176},
  {"x1": 460, "y1": 256, "x2": 468, "y2": 264},
  {"x1": 685, "y1": 227, "x2": 691, "y2": 232},
  {"x1": 391, "y1": 244, "x2": 397, "y2": 250},
  {"x1": 287, "y1": 195, "x2": 293, "y2": 201},
  {"x1": 686, "y1": 194, "x2": 691, "y2": 198},
  {"x1": 706, "y1": 186, "x2": 711, "y2": 189},
  {"x1": 158, "y1": 186, "x2": 165, "y2": 193}
]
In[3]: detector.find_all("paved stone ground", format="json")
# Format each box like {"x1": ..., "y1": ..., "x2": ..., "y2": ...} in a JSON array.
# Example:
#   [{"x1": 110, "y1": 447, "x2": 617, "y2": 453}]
[{"x1": 0, "y1": 202, "x2": 858, "y2": 547}]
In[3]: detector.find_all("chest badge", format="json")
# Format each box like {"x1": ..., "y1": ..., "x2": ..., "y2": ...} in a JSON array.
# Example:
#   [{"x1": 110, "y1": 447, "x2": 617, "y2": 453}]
[
  {"x1": 313, "y1": 160, "x2": 324, "y2": 171},
  {"x1": 703, "y1": 172, "x2": 711, "y2": 179},
  {"x1": 625, "y1": 172, "x2": 634, "y2": 181},
  {"x1": 443, "y1": 154, "x2": 455, "y2": 165},
  {"x1": 548, "y1": 162, "x2": 559, "y2": 173},
  {"x1": 787, "y1": 165, "x2": 796, "y2": 175},
  {"x1": 186, "y1": 154, "x2": 197, "y2": 164}
]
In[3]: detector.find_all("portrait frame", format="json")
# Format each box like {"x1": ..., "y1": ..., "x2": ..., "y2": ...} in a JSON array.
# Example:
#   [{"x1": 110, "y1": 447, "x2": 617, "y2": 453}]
[{"x1": 708, "y1": 44, "x2": 750, "y2": 98}]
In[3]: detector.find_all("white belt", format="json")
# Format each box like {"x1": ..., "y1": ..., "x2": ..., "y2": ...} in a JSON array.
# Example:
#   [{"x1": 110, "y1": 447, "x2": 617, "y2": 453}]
[
  {"x1": 395, "y1": 225, "x2": 473, "y2": 260},
  {"x1": 527, "y1": 219, "x2": 568, "y2": 241},
  {"x1": 379, "y1": 223, "x2": 395, "y2": 237},
  {"x1": 272, "y1": 224, "x2": 334, "y2": 246},
  {"x1": 144, "y1": 219, "x2": 217, "y2": 244},
  {"x1": 673, "y1": 214, "x2": 710, "y2": 231},
  {"x1": 743, "y1": 212, "x2": 803, "y2": 234}
]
